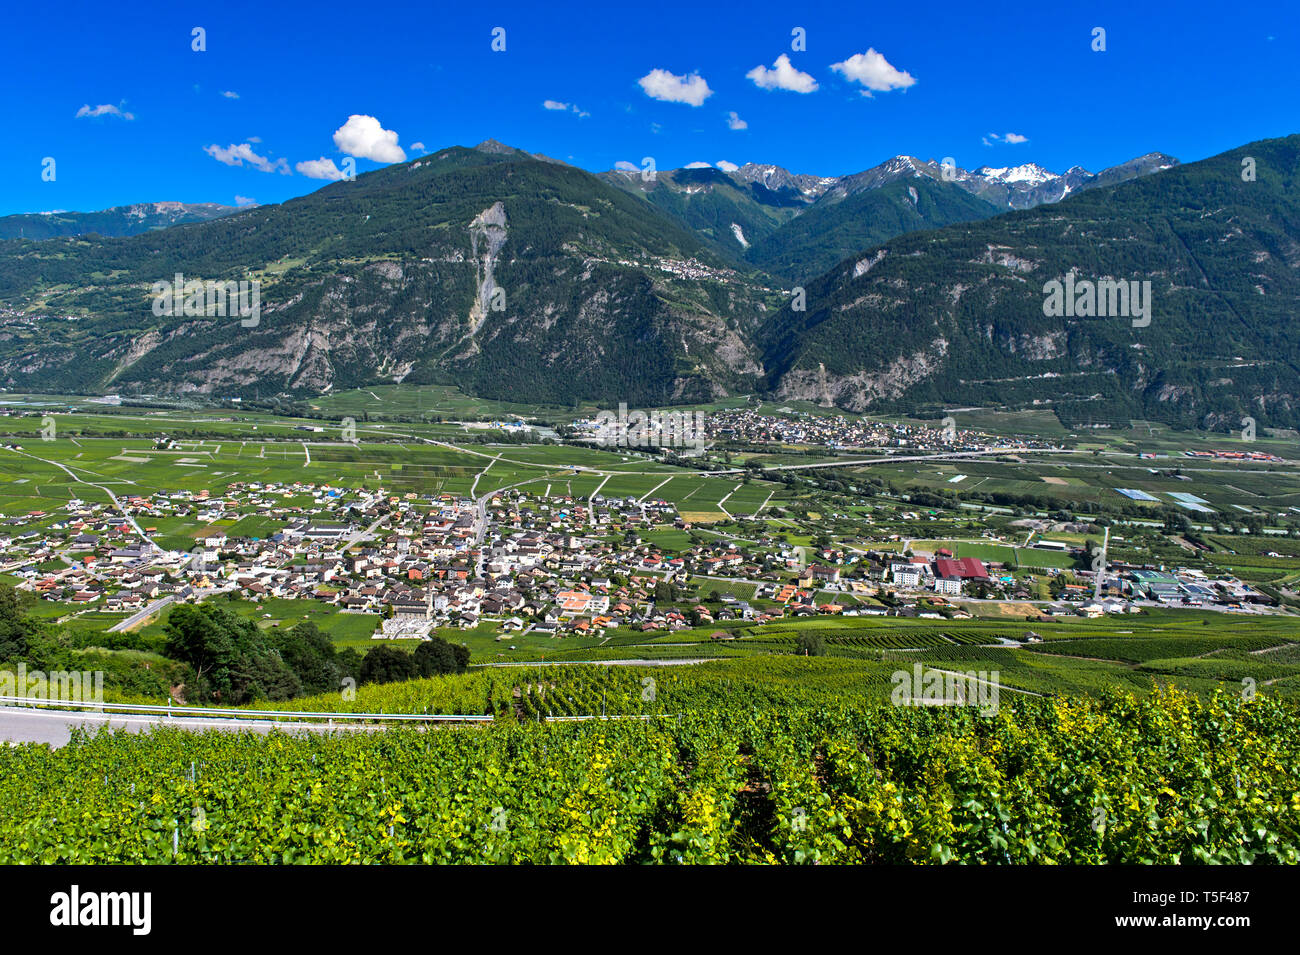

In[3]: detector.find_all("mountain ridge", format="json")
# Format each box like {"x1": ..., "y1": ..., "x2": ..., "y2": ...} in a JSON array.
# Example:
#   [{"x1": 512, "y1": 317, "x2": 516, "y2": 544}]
[
  {"x1": 602, "y1": 150, "x2": 1179, "y2": 278},
  {"x1": 758, "y1": 134, "x2": 1300, "y2": 430},
  {"x1": 0, "y1": 201, "x2": 242, "y2": 240},
  {"x1": 0, "y1": 134, "x2": 1295, "y2": 432}
]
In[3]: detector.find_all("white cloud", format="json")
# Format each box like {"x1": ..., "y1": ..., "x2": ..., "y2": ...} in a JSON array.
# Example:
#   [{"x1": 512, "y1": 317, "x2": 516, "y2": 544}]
[
  {"x1": 614, "y1": 160, "x2": 639, "y2": 172},
  {"x1": 221, "y1": 90, "x2": 240, "y2": 99},
  {"x1": 203, "y1": 142, "x2": 290, "y2": 174},
  {"x1": 830, "y1": 49, "x2": 916, "y2": 96},
  {"x1": 543, "y1": 100, "x2": 590, "y2": 118},
  {"x1": 332, "y1": 114, "x2": 406, "y2": 163},
  {"x1": 75, "y1": 103, "x2": 135, "y2": 120},
  {"x1": 684, "y1": 161, "x2": 712, "y2": 169},
  {"x1": 637, "y1": 68, "x2": 712, "y2": 106},
  {"x1": 727, "y1": 111, "x2": 748, "y2": 130},
  {"x1": 295, "y1": 157, "x2": 347, "y2": 181},
  {"x1": 716, "y1": 160, "x2": 739, "y2": 172},
  {"x1": 746, "y1": 54, "x2": 818, "y2": 93},
  {"x1": 234, "y1": 195, "x2": 257, "y2": 207},
  {"x1": 410, "y1": 142, "x2": 427, "y2": 152}
]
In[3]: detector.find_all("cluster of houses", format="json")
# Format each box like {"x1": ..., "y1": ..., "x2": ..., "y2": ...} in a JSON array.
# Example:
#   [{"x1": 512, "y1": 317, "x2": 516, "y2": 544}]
[
  {"x1": 2, "y1": 480, "x2": 789, "y2": 637},
  {"x1": 1, "y1": 472, "x2": 1278, "y2": 637},
  {"x1": 703, "y1": 409, "x2": 1052, "y2": 453}
]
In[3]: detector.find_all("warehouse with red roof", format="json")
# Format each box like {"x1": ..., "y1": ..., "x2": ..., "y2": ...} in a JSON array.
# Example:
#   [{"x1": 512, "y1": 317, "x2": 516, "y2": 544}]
[{"x1": 933, "y1": 557, "x2": 990, "y2": 581}]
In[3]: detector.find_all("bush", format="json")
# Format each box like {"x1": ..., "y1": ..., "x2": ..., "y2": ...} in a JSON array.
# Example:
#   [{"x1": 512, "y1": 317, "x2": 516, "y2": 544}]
[{"x1": 794, "y1": 632, "x2": 825, "y2": 657}]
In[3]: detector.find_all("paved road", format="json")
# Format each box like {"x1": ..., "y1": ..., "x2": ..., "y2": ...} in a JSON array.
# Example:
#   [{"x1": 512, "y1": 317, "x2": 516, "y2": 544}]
[
  {"x1": 345, "y1": 513, "x2": 389, "y2": 549},
  {"x1": 107, "y1": 583, "x2": 238, "y2": 633},
  {"x1": 0, "y1": 706, "x2": 382, "y2": 749},
  {"x1": 107, "y1": 594, "x2": 175, "y2": 632}
]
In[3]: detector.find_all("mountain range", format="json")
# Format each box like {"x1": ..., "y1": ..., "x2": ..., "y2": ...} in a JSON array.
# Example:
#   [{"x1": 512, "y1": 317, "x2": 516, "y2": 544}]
[
  {"x1": 0, "y1": 202, "x2": 241, "y2": 240},
  {"x1": 0, "y1": 144, "x2": 768, "y2": 406},
  {"x1": 0, "y1": 134, "x2": 1295, "y2": 430},
  {"x1": 601, "y1": 151, "x2": 1177, "y2": 280}
]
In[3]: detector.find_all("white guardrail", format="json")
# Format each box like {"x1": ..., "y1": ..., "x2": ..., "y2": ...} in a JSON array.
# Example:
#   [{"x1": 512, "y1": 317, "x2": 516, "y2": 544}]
[{"x1": 0, "y1": 696, "x2": 493, "y2": 723}]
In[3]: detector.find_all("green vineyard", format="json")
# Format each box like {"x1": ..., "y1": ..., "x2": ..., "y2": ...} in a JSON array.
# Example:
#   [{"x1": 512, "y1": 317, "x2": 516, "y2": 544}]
[
  {"x1": 2, "y1": 681, "x2": 1297, "y2": 864},
  {"x1": 746, "y1": 628, "x2": 995, "y2": 651}
]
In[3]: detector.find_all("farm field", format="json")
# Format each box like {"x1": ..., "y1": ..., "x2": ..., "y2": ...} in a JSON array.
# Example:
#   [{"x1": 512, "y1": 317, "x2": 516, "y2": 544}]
[
  {"x1": 0, "y1": 429, "x2": 788, "y2": 544},
  {"x1": 905, "y1": 540, "x2": 1079, "y2": 569},
  {"x1": 305, "y1": 384, "x2": 600, "y2": 421},
  {"x1": 847, "y1": 452, "x2": 1300, "y2": 519},
  {"x1": 547, "y1": 612, "x2": 1298, "y2": 699}
]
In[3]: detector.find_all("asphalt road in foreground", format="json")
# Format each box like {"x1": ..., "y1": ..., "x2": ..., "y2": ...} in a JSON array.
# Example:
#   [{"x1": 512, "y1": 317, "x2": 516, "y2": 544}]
[{"x1": 0, "y1": 707, "x2": 381, "y2": 749}]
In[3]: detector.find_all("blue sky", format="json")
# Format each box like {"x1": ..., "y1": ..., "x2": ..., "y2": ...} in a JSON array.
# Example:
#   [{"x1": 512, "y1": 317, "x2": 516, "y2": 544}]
[{"x1": 2, "y1": 0, "x2": 1297, "y2": 216}]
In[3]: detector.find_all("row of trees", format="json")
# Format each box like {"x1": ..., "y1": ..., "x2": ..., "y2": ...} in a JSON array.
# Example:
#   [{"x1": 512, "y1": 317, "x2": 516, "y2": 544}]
[{"x1": 163, "y1": 603, "x2": 468, "y2": 705}]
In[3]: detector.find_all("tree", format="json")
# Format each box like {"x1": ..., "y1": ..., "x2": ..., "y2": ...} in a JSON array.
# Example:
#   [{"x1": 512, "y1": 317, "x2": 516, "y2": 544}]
[
  {"x1": 232, "y1": 649, "x2": 301, "y2": 702},
  {"x1": 413, "y1": 637, "x2": 459, "y2": 677},
  {"x1": 163, "y1": 604, "x2": 239, "y2": 699},
  {"x1": 269, "y1": 621, "x2": 341, "y2": 695},
  {"x1": 163, "y1": 603, "x2": 300, "y2": 703},
  {"x1": 0, "y1": 583, "x2": 33, "y2": 662},
  {"x1": 794, "y1": 632, "x2": 825, "y2": 656},
  {"x1": 359, "y1": 644, "x2": 419, "y2": 684},
  {"x1": 336, "y1": 648, "x2": 363, "y2": 684}
]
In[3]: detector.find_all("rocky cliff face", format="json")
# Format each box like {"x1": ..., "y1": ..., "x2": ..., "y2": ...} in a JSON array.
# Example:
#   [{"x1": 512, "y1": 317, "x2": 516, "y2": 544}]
[{"x1": 467, "y1": 201, "x2": 508, "y2": 335}]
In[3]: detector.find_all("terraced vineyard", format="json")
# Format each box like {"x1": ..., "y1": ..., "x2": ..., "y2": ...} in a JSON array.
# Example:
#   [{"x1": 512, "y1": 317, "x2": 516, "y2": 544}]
[
  {"x1": 1025, "y1": 634, "x2": 1293, "y2": 663},
  {"x1": 747, "y1": 628, "x2": 995, "y2": 651}
]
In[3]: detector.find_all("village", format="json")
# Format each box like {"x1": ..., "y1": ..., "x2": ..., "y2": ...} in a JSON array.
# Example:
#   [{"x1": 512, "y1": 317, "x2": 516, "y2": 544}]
[
  {"x1": 694, "y1": 408, "x2": 1057, "y2": 453},
  {"x1": 0, "y1": 474, "x2": 1278, "y2": 644}
]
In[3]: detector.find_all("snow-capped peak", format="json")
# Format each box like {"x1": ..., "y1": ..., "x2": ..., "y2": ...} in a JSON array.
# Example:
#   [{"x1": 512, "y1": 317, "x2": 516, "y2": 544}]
[{"x1": 976, "y1": 163, "x2": 1058, "y2": 185}]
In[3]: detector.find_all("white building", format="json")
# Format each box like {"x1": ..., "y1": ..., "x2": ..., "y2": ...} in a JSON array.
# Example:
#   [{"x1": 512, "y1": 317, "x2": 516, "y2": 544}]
[{"x1": 894, "y1": 566, "x2": 924, "y2": 588}]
